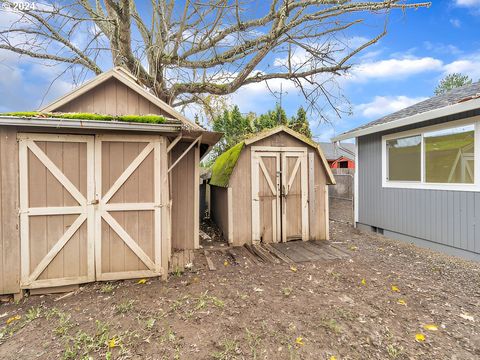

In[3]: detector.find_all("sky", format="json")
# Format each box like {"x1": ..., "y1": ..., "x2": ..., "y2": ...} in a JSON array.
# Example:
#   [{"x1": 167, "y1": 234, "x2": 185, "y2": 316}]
[{"x1": 0, "y1": 1, "x2": 479, "y2": 143}]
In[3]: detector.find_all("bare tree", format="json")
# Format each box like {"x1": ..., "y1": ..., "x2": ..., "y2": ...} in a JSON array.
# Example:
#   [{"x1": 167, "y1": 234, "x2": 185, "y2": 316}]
[{"x1": 0, "y1": 0, "x2": 430, "y2": 115}]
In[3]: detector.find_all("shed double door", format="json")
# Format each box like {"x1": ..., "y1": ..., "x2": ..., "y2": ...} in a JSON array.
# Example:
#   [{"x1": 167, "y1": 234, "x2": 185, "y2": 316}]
[
  {"x1": 18, "y1": 133, "x2": 164, "y2": 289},
  {"x1": 251, "y1": 147, "x2": 309, "y2": 243}
]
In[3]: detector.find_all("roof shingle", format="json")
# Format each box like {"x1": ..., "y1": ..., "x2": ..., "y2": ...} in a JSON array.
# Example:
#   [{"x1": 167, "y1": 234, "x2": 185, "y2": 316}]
[{"x1": 338, "y1": 82, "x2": 480, "y2": 137}]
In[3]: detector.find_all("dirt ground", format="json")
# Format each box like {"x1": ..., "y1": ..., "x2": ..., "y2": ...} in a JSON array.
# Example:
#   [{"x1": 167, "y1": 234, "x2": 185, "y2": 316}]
[{"x1": 0, "y1": 199, "x2": 479, "y2": 360}]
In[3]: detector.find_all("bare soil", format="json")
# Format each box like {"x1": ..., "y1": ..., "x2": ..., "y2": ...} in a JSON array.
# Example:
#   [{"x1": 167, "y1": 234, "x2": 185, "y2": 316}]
[{"x1": 0, "y1": 199, "x2": 479, "y2": 360}]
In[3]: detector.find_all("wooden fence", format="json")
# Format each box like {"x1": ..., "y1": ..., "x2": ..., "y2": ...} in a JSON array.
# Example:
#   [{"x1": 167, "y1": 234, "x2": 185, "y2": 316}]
[{"x1": 329, "y1": 168, "x2": 354, "y2": 200}]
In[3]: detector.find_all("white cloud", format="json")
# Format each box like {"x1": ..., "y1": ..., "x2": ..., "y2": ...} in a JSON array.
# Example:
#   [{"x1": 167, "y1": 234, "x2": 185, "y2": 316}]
[
  {"x1": 312, "y1": 126, "x2": 336, "y2": 142},
  {"x1": 450, "y1": 18, "x2": 462, "y2": 28},
  {"x1": 423, "y1": 41, "x2": 462, "y2": 55},
  {"x1": 348, "y1": 57, "x2": 443, "y2": 82},
  {"x1": 232, "y1": 77, "x2": 299, "y2": 111},
  {"x1": 443, "y1": 56, "x2": 480, "y2": 81},
  {"x1": 354, "y1": 95, "x2": 428, "y2": 118},
  {"x1": 455, "y1": 0, "x2": 480, "y2": 6}
]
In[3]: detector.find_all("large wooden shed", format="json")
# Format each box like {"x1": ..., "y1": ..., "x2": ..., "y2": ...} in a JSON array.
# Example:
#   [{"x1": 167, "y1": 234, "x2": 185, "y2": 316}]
[
  {"x1": 0, "y1": 67, "x2": 220, "y2": 297},
  {"x1": 209, "y1": 126, "x2": 335, "y2": 246}
]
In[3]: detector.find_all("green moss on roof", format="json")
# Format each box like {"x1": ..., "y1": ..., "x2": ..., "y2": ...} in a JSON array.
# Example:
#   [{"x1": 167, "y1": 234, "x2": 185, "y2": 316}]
[
  {"x1": 209, "y1": 142, "x2": 245, "y2": 187},
  {"x1": 0, "y1": 112, "x2": 167, "y2": 124}
]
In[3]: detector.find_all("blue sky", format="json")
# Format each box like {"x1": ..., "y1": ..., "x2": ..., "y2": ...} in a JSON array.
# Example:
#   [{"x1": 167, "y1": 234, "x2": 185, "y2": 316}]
[{"x1": 1, "y1": 1, "x2": 479, "y2": 142}]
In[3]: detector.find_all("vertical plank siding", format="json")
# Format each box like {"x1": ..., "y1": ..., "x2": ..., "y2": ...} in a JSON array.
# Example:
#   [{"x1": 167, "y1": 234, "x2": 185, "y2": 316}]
[
  {"x1": 56, "y1": 78, "x2": 170, "y2": 117},
  {"x1": 0, "y1": 128, "x2": 20, "y2": 294},
  {"x1": 210, "y1": 186, "x2": 230, "y2": 241},
  {"x1": 170, "y1": 142, "x2": 197, "y2": 250},
  {"x1": 358, "y1": 111, "x2": 480, "y2": 256},
  {"x1": 100, "y1": 141, "x2": 154, "y2": 274},
  {"x1": 226, "y1": 132, "x2": 329, "y2": 245}
]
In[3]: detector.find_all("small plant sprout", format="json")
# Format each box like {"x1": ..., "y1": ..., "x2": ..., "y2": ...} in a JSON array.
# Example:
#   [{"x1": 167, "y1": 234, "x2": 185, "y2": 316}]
[
  {"x1": 115, "y1": 300, "x2": 135, "y2": 314},
  {"x1": 100, "y1": 283, "x2": 117, "y2": 294}
]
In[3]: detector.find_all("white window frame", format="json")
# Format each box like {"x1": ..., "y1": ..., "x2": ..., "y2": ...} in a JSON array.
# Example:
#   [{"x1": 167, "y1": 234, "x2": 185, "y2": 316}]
[{"x1": 382, "y1": 116, "x2": 480, "y2": 192}]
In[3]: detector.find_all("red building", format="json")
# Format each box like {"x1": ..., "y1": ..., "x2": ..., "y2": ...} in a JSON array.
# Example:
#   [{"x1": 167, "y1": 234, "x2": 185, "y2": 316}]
[
  {"x1": 329, "y1": 156, "x2": 355, "y2": 169},
  {"x1": 319, "y1": 142, "x2": 355, "y2": 169}
]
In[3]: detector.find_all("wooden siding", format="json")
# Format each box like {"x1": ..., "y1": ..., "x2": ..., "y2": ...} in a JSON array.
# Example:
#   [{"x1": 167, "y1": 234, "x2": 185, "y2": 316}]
[
  {"x1": 28, "y1": 140, "x2": 89, "y2": 284},
  {"x1": 56, "y1": 78, "x2": 170, "y2": 117},
  {"x1": 0, "y1": 127, "x2": 20, "y2": 294},
  {"x1": 358, "y1": 109, "x2": 480, "y2": 256},
  {"x1": 100, "y1": 141, "x2": 154, "y2": 274},
  {"x1": 210, "y1": 185, "x2": 229, "y2": 240},
  {"x1": 171, "y1": 141, "x2": 198, "y2": 250},
  {"x1": 0, "y1": 127, "x2": 173, "y2": 295},
  {"x1": 229, "y1": 132, "x2": 328, "y2": 245}
]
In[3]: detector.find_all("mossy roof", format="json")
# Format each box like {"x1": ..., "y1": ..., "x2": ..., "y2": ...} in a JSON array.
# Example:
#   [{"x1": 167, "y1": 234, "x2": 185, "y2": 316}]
[
  {"x1": 209, "y1": 125, "x2": 336, "y2": 187},
  {"x1": 0, "y1": 111, "x2": 175, "y2": 125},
  {"x1": 209, "y1": 142, "x2": 245, "y2": 187}
]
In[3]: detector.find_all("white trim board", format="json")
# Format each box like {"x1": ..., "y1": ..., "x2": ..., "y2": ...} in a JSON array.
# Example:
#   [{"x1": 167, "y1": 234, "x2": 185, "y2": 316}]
[
  {"x1": 381, "y1": 116, "x2": 480, "y2": 192},
  {"x1": 332, "y1": 98, "x2": 480, "y2": 142}
]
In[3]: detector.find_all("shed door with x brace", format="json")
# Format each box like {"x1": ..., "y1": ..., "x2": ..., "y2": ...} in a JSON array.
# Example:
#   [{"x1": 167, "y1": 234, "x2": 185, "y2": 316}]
[
  {"x1": 19, "y1": 133, "x2": 165, "y2": 289},
  {"x1": 251, "y1": 147, "x2": 309, "y2": 243}
]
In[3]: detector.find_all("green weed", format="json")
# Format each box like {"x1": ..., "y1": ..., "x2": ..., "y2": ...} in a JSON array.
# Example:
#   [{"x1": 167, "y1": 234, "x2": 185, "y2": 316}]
[
  {"x1": 115, "y1": 300, "x2": 134, "y2": 314},
  {"x1": 100, "y1": 283, "x2": 117, "y2": 294},
  {"x1": 212, "y1": 338, "x2": 240, "y2": 360}
]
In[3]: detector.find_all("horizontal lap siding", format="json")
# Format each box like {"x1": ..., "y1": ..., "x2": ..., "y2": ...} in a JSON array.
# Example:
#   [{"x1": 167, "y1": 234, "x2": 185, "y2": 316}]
[
  {"x1": 0, "y1": 127, "x2": 20, "y2": 294},
  {"x1": 358, "y1": 110, "x2": 480, "y2": 255}
]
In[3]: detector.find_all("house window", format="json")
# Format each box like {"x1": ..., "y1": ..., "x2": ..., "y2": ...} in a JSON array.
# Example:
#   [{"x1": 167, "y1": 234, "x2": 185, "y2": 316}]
[
  {"x1": 424, "y1": 125, "x2": 474, "y2": 184},
  {"x1": 383, "y1": 119, "x2": 479, "y2": 191},
  {"x1": 339, "y1": 161, "x2": 348, "y2": 168},
  {"x1": 386, "y1": 135, "x2": 421, "y2": 181}
]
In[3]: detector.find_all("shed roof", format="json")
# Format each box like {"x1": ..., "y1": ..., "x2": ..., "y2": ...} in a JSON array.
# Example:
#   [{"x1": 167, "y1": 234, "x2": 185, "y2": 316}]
[
  {"x1": 39, "y1": 67, "x2": 202, "y2": 130},
  {"x1": 209, "y1": 126, "x2": 335, "y2": 187},
  {"x1": 0, "y1": 113, "x2": 182, "y2": 132},
  {"x1": 332, "y1": 82, "x2": 480, "y2": 141}
]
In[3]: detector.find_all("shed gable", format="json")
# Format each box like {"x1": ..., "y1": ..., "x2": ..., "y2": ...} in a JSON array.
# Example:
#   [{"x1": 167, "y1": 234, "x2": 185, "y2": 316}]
[
  {"x1": 209, "y1": 126, "x2": 335, "y2": 187},
  {"x1": 40, "y1": 67, "x2": 201, "y2": 130},
  {"x1": 53, "y1": 77, "x2": 169, "y2": 117}
]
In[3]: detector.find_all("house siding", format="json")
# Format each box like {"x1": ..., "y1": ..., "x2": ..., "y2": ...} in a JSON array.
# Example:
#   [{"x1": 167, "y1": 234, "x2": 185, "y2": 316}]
[{"x1": 357, "y1": 109, "x2": 480, "y2": 258}]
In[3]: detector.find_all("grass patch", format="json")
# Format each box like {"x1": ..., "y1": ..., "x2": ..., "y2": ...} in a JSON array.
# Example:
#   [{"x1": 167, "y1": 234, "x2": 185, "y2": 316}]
[
  {"x1": 145, "y1": 318, "x2": 156, "y2": 330},
  {"x1": 115, "y1": 300, "x2": 135, "y2": 314},
  {"x1": 194, "y1": 291, "x2": 225, "y2": 311},
  {"x1": 100, "y1": 283, "x2": 117, "y2": 294},
  {"x1": 62, "y1": 320, "x2": 121, "y2": 360},
  {"x1": 26, "y1": 306, "x2": 43, "y2": 321},
  {"x1": 245, "y1": 328, "x2": 262, "y2": 359},
  {"x1": 172, "y1": 267, "x2": 184, "y2": 277},
  {"x1": 45, "y1": 308, "x2": 74, "y2": 337},
  {"x1": 1, "y1": 111, "x2": 167, "y2": 124},
  {"x1": 161, "y1": 292, "x2": 225, "y2": 319},
  {"x1": 212, "y1": 338, "x2": 241, "y2": 360},
  {"x1": 320, "y1": 318, "x2": 342, "y2": 334},
  {"x1": 386, "y1": 344, "x2": 403, "y2": 358}
]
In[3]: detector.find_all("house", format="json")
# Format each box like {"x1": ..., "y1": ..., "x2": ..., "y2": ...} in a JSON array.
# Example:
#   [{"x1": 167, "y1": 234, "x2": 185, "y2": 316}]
[
  {"x1": 332, "y1": 82, "x2": 480, "y2": 261},
  {"x1": 209, "y1": 126, "x2": 335, "y2": 246},
  {"x1": 0, "y1": 67, "x2": 221, "y2": 298},
  {"x1": 319, "y1": 142, "x2": 355, "y2": 169}
]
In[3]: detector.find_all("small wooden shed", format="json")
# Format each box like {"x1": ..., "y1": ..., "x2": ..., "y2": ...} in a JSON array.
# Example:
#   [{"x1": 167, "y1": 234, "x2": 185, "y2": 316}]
[
  {"x1": 0, "y1": 67, "x2": 220, "y2": 297},
  {"x1": 209, "y1": 126, "x2": 335, "y2": 246}
]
